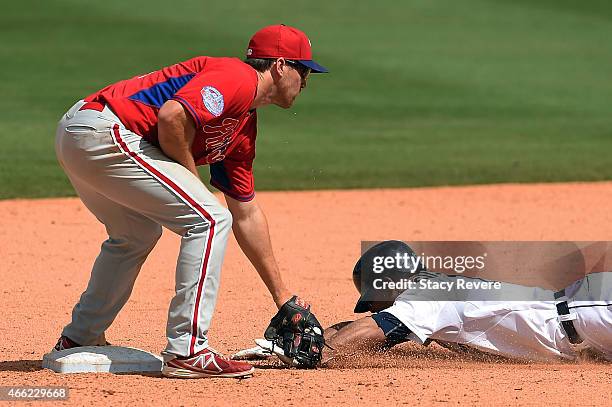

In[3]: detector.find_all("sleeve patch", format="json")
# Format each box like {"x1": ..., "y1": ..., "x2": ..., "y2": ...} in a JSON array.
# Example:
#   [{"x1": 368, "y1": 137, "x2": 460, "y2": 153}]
[{"x1": 201, "y1": 86, "x2": 224, "y2": 117}]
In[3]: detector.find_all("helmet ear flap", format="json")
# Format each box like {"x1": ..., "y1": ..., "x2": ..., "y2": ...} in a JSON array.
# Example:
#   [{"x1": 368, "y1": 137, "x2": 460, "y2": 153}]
[{"x1": 352, "y1": 258, "x2": 362, "y2": 293}]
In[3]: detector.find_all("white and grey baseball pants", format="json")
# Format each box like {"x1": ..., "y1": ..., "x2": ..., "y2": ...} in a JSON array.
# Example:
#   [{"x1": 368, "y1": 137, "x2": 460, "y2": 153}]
[{"x1": 55, "y1": 100, "x2": 232, "y2": 358}]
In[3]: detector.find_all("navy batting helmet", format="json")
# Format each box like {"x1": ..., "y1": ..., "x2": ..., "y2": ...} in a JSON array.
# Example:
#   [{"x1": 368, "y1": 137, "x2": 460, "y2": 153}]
[{"x1": 353, "y1": 240, "x2": 425, "y2": 313}]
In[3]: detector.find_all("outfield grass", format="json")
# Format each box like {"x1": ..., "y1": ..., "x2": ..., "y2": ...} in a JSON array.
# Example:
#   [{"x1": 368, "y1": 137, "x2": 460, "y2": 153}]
[{"x1": 1, "y1": 0, "x2": 612, "y2": 198}]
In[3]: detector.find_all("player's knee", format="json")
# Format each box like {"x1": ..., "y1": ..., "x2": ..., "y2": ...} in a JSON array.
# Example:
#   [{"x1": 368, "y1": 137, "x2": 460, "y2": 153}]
[
  {"x1": 187, "y1": 205, "x2": 231, "y2": 237},
  {"x1": 129, "y1": 223, "x2": 162, "y2": 251},
  {"x1": 215, "y1": 205, "x2": 233, "y2": 230},
  {"x1": 106, "y1": 223, "x2": 162, "y2": 250},
  {"x1": 145, "y1": 224, "x2": 163, "y2": 245}
]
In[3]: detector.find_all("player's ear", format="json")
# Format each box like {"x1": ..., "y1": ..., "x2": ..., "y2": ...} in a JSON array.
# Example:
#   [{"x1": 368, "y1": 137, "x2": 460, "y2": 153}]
[{"x1": 272, "y1": 58, "x2": 287, "y2": 79}]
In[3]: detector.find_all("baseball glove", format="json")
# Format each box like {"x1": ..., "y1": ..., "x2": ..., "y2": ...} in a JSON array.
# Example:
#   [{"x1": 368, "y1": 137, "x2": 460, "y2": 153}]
[{"x1": 264, "y1": 296, "x2": 325, "y2": 368}]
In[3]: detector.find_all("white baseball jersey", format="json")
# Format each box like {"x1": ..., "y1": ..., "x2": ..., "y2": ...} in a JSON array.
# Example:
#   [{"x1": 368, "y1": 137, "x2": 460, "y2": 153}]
[{"x1": 383, "y1": 272, "x2": 612, "y2": 362}]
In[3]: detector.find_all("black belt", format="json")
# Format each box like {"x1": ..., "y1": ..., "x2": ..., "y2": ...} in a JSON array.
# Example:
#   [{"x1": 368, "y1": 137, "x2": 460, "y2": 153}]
[{"x1": 554, "y1": 290, "x2": 583, "y2": 344}]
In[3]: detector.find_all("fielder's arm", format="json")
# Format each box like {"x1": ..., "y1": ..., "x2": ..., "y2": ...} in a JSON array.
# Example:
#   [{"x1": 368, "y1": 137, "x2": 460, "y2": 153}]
[
  {"x1": 157, "y1": 100, "x2": 200, "y2": 179},
  {"x1": 225, "y1": 196, "x2": 292, "y2": 308}
]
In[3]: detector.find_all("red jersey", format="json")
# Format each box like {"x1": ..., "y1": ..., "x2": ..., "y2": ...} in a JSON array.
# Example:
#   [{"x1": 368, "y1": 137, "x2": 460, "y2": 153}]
[{"x1": 84, "y1": 56, "x2": 258, "y2": 202}]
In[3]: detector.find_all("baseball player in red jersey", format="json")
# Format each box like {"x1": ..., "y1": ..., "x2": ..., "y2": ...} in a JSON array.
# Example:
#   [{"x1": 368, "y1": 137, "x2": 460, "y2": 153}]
[{"x1": 52, "y1": 24, "x2": 328, "y2": 378}]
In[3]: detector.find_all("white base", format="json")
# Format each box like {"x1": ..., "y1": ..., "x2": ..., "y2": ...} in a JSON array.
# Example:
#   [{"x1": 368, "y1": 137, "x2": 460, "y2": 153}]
[{"x1": 42, "y1": 346, "x2": 163, "y2": 374}]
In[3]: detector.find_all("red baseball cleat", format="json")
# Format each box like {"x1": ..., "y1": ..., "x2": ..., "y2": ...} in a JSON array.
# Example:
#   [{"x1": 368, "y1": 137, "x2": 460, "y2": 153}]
[
  {"x1": 53, "y1": 336, "x2": 82, "y2": 351},
  {"x1": 162, "y1": 348, "x2": 255, "y2": 379},
  {"x1": 52, "y1": 335, "x2": 112, "y2": 352}
]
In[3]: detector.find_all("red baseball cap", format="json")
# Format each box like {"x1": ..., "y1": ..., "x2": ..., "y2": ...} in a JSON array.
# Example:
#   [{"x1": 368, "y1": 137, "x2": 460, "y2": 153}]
[{"x1": 247, "y1": 24, "x2": 328, "y2": 73}]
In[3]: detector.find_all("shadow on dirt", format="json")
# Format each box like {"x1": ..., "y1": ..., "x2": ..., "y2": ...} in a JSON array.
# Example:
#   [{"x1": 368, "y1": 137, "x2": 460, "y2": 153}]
[{"x1": 0, "y1": 359, "x2": 44, "y2": 372}]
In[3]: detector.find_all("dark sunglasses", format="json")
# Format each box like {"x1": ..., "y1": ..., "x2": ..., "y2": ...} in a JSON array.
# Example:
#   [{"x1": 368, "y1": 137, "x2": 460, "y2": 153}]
[{"x1": 285, "y1": 60, "x2": 311, "y2": 80}]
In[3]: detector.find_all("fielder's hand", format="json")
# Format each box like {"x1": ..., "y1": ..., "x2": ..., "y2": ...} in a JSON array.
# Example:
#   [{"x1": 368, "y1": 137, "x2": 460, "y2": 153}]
[{"x1": 263, "y1": 296, "x2": 325, "y2": 368}]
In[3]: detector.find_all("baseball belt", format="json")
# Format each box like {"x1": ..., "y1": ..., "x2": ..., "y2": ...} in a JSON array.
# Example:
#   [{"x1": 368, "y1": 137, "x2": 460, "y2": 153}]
[{"x1": 554, "y1": 289, "x2": 583, "y2": 344}]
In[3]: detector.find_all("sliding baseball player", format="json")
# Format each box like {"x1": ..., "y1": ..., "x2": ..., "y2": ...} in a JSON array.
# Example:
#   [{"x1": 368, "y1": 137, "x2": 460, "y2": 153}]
[{"x1": 234, "y1": 241, "x2": 612, "y2": 365}]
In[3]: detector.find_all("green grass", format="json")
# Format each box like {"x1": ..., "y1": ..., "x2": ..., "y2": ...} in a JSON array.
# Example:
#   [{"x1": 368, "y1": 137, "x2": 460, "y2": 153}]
[{"x1": 2, "y1": 0, "x2": 612, "y2": 198}]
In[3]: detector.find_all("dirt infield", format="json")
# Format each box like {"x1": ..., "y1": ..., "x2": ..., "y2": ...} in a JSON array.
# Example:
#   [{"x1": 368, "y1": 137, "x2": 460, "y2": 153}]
[{"x1": 1, "y1": 182, "x2": 611, "y2": 406}]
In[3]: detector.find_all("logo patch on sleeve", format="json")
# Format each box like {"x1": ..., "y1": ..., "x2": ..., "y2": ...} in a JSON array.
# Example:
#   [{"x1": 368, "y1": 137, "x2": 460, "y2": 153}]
[{"x1": 201, "y1": 86, "x2": 224, "y2": 117}]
